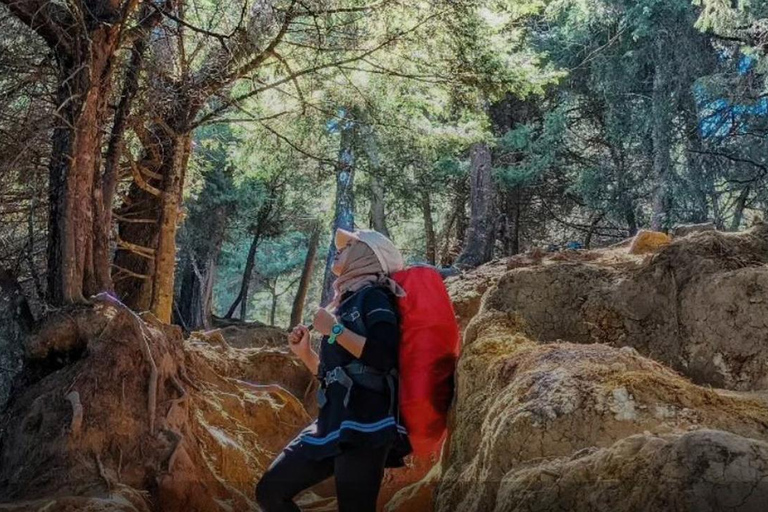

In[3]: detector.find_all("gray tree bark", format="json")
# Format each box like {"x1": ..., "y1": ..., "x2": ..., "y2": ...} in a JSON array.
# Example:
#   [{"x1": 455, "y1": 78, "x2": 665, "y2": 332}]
[
  {"x1": 290, "y1": 224, "x2": 321, "y2": 328},
  {"x1": 650, "y1": 39, "x2": 675, "y2": 232},
  {"x1": 321, "y1": 109, "x2": 358, "y2": 305},
  {"x1": 455, "y1": 143, "x2": 496, "y2": 268},
  {"x1": 422, "y1": 190, "x2": 437, "y2": 264},
  {"x1": 361, "y1": 121, "x2": 390, "y2": 237}
]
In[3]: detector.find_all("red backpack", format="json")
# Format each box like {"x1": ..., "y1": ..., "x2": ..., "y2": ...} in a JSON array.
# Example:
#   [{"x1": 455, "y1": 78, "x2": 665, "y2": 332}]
[{"x1": 392, "y1": 266, "x2": 460, "y2": 457}]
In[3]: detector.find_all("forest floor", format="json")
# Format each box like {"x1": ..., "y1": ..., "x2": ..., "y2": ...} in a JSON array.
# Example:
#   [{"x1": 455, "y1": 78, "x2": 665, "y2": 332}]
[{"x1": 2, "y1": 224, "x2": 768, "y2": 511}]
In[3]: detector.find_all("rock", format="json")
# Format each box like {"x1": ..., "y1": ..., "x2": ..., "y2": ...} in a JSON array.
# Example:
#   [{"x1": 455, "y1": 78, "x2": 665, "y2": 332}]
[
  {"x1": 435, "y1": 311, "x2": 768, "y2": 512},
  {"x1": 628, "y1": 229, "x2": 671, "y2": 254},
  {"x1": 205, "y1": 323, "x2": 289, "y2": 349},
  {"x1": 378, "y1": 455, "x2": 436, "y2": 511},
  {"x1": 186, "y1": 331, "x2": 319, "y2": 415},
  {"x1": 445, "y1": 259, "x2": 510, "y2": 332},
  {"x1": 672, "y1": 222, "x2": 716, "y2": 238},
  {"x1": 0, "y1": 295, "x2": 310, "y2": 511},
  {"x1": 497, "y1": 430, "x2": 768, "y2": 512},
  {"x1": 476, "y1": 225, "x2": 768, "y2": 390},
  {"x1": 385, "y1": 460, "x2": 443, "y2": 512}
]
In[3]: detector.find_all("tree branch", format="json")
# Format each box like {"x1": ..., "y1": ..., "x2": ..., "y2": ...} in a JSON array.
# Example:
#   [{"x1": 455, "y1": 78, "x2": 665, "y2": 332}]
[
  {"x1": 192, "y1": 10, "x2": 444, "y2": 128},
  {"x1": 0, "y1": 0, "x2": 72, "y2": 53}
]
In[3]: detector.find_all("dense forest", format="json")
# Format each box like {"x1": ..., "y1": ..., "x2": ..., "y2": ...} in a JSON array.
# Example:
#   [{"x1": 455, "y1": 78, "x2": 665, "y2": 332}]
[{"x1": 1, "y1": 0, "x2": 766, "y2": 329}]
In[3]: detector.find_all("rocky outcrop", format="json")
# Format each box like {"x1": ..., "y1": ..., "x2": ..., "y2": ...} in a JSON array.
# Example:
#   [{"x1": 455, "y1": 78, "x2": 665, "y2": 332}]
[
  {"x1": 0, "y1": 294, "x2": 309, "y2": 511},
  {"x1": 628, "y1": 229, "x2": 671, "y2": 254},
  {"x1": 434, "y1": 311, "x2": 768, "y2": 512},
  {"x1": 497, "y1": 430, "x2": 768, "y2": 512},
  {"x1": 481, "y1": 224, "x2": 768, "y2": 390},
  {"x1": 419, "y1": 226, "x2": 768, "y2": 512},
  {"x1": 187, "y1": 330, "x2": 318, "y2": 415}
]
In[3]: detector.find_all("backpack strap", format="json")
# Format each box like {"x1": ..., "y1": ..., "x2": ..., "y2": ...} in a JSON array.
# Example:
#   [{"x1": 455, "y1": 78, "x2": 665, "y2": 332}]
[{"x1": 338, "y1": 284, "x2": 386, "y2": 337}]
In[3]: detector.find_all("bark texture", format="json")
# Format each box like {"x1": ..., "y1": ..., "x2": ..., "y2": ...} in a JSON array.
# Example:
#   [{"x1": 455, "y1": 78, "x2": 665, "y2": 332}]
[
  {"x1": 650, "y1": 39, "x2": 674, "y2": 232},
  {"x1": 455, "y1": 143, "x2": 495, "y2": 268},
  {"x1": 321, "y1": 110, "x2": 357, "y2": 306},
  {"x1": 290, "y1": 225, "x2": 321, "y2": 328}
]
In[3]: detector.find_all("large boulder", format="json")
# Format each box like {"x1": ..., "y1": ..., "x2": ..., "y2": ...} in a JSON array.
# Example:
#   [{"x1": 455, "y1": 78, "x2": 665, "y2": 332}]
[
  {"x1": 497, "y1": 430, "x2": 768, "y2": 512},
  {"x1": 435, "y1": 311, "x2": 768, "y2": 512},
  {"x1": 480, "y1": 224, "x2": 768, "y2": 390}
]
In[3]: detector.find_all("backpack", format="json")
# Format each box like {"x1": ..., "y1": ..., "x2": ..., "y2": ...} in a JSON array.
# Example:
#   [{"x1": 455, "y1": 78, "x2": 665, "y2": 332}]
[
  {"x1": 391, "y1": 266, "x2": 460, "y2": 457},
  {"x1": 335, "y1": 266, "x2": 460, "y2": 457}
]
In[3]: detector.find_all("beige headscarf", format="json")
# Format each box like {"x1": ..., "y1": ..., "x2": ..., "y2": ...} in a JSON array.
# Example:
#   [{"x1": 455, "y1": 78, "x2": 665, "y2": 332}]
[{"x1": 330, "y1": 240, "x2": 406, "y2": 309}]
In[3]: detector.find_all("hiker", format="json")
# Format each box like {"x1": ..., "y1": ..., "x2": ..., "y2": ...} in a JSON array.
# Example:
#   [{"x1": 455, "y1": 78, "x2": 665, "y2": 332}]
[{"x1": 256, "y1": 228, "x2": 412, "y2": 512}]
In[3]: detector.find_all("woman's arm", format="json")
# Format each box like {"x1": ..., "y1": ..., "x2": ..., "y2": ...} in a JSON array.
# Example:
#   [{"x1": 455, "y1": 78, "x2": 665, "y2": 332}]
[
  {"x1": 313, "y1": 308, "x2": 367, "y2": 358},
  {"x1": 335, "y1": 329, "x2": 366, "y2": 358},
  {"x1": 299, "y1": 350, "x2": 321, "y2": 376},
  {"x1": 288, "y1": 324, "x2": 321, "y2": 376},
  {"x1": 313, "y1": 290, "x2": 399, "y2": 368}
]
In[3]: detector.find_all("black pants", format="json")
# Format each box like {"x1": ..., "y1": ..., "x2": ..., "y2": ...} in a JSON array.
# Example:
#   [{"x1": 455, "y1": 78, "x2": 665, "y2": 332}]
[{"x1": 255, "y1": 443, "x2": 391, "y2": 512}]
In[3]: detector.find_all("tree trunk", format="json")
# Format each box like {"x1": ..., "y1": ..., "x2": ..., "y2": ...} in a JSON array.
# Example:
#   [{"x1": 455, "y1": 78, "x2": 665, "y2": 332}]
[
  {"x1": 47, "y1": 26, "x2": 122, "y2": 305},
  {"x1": 583, "y1": 213, "x2": 605, "y2": 249},
  {"x1": 650, "y1": 40, "x2": 674, "y2": 232},
  {"x1": 269, "y1": 278, "x2": 278, "y2": 326},
  {"x1": 370, "y1": 177, "x2": 390, "y2": 237},
  {"x1": 439, "y1": 181, "x2": 468, "y2": 266},
  {"x1": 422, "y1": 190, "x2": 436, "y2": 264},
  {"x1": 321, "y1": 110, "x2": 357, "y2": 306},
  {"x1": 176, "y1": 257, "x2": 205, "y2": 331},
  {"x1": 454, "y1": 179, "x2": 469, "y2": 246},
  {"x1": 625, "y1": 204, "x2": 638, "y2": 237},
  {"x1": 149, "y1": 135, "x2": 191, "y2": 323},
  {"x1": 225, "y1": 182, "x2": 281, "y2": 319},
  {"x1": 93, "y1": 29, "x2": 151, "y2": 296},
  {"x1": 290, "y1": 225, "x2": 321, "y2": 328},
  {"x1": 113, "y1": 125, "x2": 192, "y2": 319},
  {"x1": 681, "y1": 90, "x2": 713, "y2": 224},
  {"x1": 731, "y1": 186, "x2": 751, "y2": 231},
  {"x1": 2, "y1": 0, "x2": 132, "y2": 306},
  {"x1": 455, "y1": 143, "x2": 495, "y2": 268},
  {"x1": 501, "y1": 186, "x2": 522, "y2": 256},
  {"x1": 176, "y1": 199, "x2": 231, "y2": 331},
  {"x1": 438, "y1": 207, "x2": 458, "y2": 267},
  {"x1": 225, "y1": 231, "x2": 261, "y2": 320},
  {"x1": 361, "y1": 121, "x2": 390, "y2": 237}
]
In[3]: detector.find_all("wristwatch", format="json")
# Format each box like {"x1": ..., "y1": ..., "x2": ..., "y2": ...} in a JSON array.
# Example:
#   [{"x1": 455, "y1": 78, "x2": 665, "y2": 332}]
[{"x1": 328, "y1": 323, "x2": 345, "y2": 344}]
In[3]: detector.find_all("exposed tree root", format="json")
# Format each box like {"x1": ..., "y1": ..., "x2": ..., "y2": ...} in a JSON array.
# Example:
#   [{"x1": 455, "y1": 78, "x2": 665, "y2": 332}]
[
  {"x1": 94, "y1": 452, "x2": 113, "y2": 491},
  {"x1": 162, "y1": 428, "x2": 184, "y2": 473},
  {"x1": 137, "y1": 322, "x2": 158, "y2": 435}
]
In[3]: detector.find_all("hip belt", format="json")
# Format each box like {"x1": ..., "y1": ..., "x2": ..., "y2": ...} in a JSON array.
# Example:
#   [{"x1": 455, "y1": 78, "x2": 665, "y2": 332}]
[{"x1": 317, "y1": 361, "x2": 398, "y2": 416}]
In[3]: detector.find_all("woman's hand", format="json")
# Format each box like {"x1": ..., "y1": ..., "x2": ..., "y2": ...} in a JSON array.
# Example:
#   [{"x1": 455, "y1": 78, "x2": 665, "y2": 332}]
[
  {"x1": 313, "y1": 308, "x2": 337, "y2": 336},
  {"x1": 288, "y1": 324, "x2": 311, "y2": 359}
]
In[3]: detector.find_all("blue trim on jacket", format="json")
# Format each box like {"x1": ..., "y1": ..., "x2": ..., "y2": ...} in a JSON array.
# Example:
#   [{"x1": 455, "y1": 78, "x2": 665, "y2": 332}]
[{"x1": 299, "y1": 416, "x2": 408, "y2": 446}]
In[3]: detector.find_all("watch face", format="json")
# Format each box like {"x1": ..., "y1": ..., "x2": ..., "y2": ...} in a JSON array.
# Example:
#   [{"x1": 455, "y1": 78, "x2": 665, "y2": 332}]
[{"x1": 332, "y1": 324, "x2": 344, "y2": 335}]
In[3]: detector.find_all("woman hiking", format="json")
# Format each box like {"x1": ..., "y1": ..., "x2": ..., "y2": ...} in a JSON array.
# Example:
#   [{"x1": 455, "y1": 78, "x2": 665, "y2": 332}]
[{"x1": 256, "y1": 228, "x2": 412, "y2": 512}]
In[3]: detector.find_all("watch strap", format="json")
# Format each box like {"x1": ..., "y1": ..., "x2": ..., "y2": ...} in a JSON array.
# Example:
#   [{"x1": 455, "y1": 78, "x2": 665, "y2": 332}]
[{"x1": 328, "y1": 323, "x2": 345, "y2": 344}]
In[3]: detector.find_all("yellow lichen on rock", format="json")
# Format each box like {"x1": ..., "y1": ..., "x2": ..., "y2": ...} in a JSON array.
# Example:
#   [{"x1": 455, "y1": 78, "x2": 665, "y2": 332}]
[{"x1": 628, "y1": 229, "x2": 672, "y2": 254}]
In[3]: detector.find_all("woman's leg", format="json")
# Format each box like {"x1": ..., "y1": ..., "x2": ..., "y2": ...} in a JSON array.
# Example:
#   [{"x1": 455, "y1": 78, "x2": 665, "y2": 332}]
[
  {"x1": 255, "y1": 445, "x2": 334, "y2": 512},
  {"x1": 334, "y1": 444, "x2": 391, "y2": 512}
]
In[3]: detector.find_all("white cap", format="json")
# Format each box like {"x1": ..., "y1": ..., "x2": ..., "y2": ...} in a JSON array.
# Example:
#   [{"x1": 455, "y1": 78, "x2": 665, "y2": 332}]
[{"x1": 335, "y1": 228, "x2": 405, "y2": 274}]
